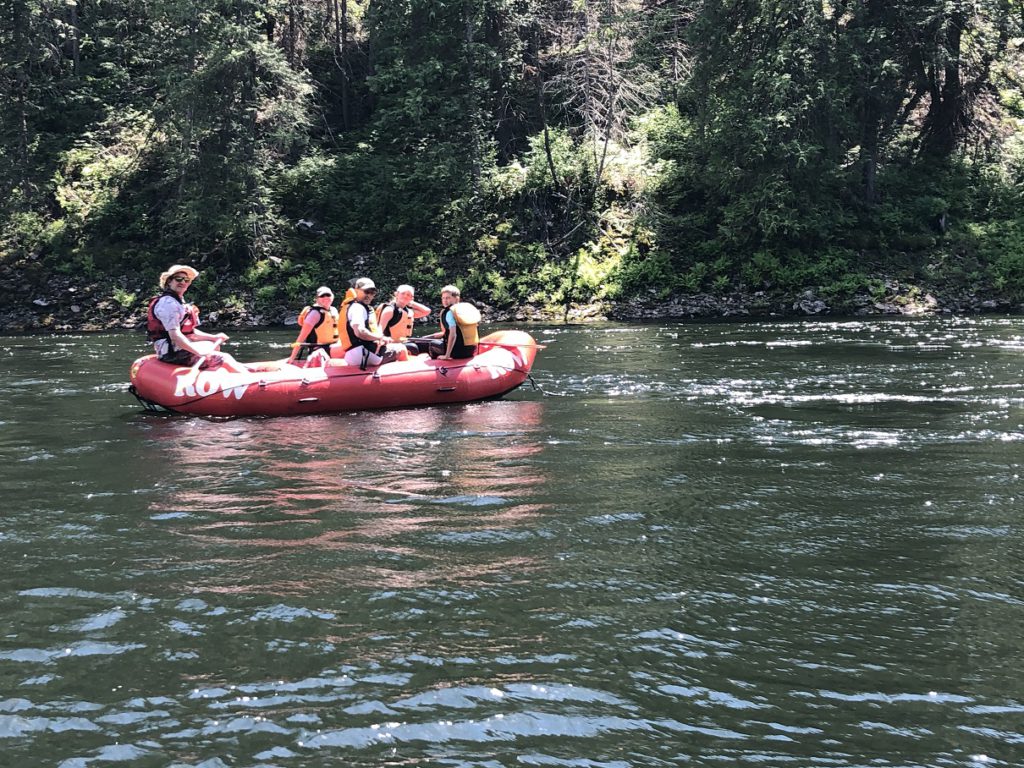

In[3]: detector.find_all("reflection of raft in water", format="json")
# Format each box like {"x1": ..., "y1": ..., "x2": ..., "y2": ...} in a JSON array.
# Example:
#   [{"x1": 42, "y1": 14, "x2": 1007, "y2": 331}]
[{"x1": 128, "y1": 330, "x2": 540, "y2": 417}]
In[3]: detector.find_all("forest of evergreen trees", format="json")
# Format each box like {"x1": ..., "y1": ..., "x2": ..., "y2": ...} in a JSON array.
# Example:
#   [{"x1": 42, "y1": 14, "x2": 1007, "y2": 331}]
[{"x1": 3, "y1": 0, "x2": 1024, "y2": 320}]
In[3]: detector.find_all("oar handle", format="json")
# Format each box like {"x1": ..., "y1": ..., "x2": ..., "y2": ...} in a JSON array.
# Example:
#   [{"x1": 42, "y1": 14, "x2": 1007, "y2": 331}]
[
  {"x1": 398, "y1": 336, "x2": 546, "y2": 350},
  {"x1": 477, "y1": 340, "x2": 547, "y2": 350}
]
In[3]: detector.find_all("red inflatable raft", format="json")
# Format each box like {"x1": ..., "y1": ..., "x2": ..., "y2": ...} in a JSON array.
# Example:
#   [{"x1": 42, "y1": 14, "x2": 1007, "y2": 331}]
[{"x1": 128, "y1": 330, "x2": 540, "y2": 417}]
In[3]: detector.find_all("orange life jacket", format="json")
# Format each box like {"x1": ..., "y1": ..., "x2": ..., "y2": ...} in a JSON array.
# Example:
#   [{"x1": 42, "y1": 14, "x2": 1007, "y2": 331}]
[
  {"x1": 335, "y1": 287, "x2": 359, "y2": 350},
  {"x1": 440, "y1": 301, "x2": 480, "y2": 350},
  {"x1": 338, "y1": 288, "x2": 381, "y2": 351},
  {"x1": 297, "y1": 305, "x2": 339, "y2": 346},
  {"x1": 376, "y1": 302, "x2": 414, "y2": 340}
]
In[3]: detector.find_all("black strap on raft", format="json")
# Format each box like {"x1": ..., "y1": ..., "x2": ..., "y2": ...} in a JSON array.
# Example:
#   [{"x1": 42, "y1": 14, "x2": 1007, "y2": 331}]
[
  {"x1": 524, "y1": 373, "x2": 560, "y2": 396},
  {"x1": 128, "y1": 384, "x2": 174, "y2": 413}
]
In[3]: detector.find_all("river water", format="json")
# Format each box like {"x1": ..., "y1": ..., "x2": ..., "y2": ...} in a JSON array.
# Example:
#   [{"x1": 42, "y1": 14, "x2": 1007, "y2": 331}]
[{"x1": 1, "y1": 317, "x2": 1023, "y2": 767}]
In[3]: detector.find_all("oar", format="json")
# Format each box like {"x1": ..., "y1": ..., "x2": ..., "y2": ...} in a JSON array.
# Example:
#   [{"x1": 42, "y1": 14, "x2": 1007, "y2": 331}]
[
  {"x1": 477, "y1": 340, "x2": 547, "y2": 350},
  {"x1": 405, "y1": 336, "x2": 547, "y2": 350}
]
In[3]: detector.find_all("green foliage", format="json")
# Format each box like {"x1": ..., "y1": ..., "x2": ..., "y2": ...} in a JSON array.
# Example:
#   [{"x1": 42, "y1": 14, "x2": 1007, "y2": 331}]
[
  {"x1": 614, "y1": 248, "x2": 676, "y2": 296},
  {"x1": 3, "y1": 0, "x2": 1024, "y2": 319},
  {"x1": 284, "y1": 273, "x2": 317, "y2": 306},
  {"x1": 111, "y1": 287, "x2": 138, "y2": 310},
  {"x1": 466, "y1": 241, "x2": 549, "y2": 307},
  {"x1": 816, "y1": 272, "x2": 875, "y2": 305},
  {"x1": 967, "y1": 221, "x2": 1024, "y2": 299}
]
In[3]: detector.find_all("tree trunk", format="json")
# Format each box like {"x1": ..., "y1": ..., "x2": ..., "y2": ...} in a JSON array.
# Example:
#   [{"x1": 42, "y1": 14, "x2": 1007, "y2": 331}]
[
  {"x1": 68, "y1": 1, "x2": 81, "y2": 76},
  {"x1": 919, "y1": 13, "x2": 965, "y2": 158},
  {"x1": 465, "y1": 3, "x2": 481, "y2": 188},
  {"x1": 288, "y1": 0, "x2": 296, "y2": 66},
  {"x1": 857, "y1": 0, "x2": 884, "y2": 203},
  {"x1": 485, "y1": 4, "x2": 514, "y2": 163},
  {"x1": 339, "y1": 0, "x2": 350, "y2": 130},
  {"x1": 266, "y1": 10, "x2": 276, "y2": 43},
  {"x1": 12, "y1": 0, "x2": 31, "y2": 198}
]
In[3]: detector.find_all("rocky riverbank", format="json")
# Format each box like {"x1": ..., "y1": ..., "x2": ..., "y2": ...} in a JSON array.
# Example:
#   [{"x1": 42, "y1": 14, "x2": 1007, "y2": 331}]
[{"x1": 0, "y1": 268, "x2": 1019, "y2": 335}]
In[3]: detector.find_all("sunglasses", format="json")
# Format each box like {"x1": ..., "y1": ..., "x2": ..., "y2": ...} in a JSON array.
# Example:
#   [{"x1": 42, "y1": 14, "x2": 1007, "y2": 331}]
[
  {"x1": 363, "y1": 288, "x2": 378, "y2": 294},
  {"x1": 172, "y1": 275, "x2": 192, "y2": 283},
  {"x1": 317, "y1": 294, "x2": 333, "y2": 298}
]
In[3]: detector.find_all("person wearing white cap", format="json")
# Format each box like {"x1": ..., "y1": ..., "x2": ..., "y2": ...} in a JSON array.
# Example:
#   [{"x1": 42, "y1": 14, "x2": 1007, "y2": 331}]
[
  {"x1": 377, "y1": 284, "x2": 431, "y2": 355},
  {"x1": 287, "y1": 286, "x2": 338, "y2": 365},
  {"x1": 146, "y1": 264, "x2": 244, "y2": 372},
  {"x1": 341, "y1": 277, "x2": 406, "y2": 368}
]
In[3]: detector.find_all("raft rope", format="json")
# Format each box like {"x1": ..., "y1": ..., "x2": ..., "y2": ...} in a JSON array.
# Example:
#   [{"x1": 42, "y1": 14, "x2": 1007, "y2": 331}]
[
  {"x1": 128, "y1": 384, "x2": 173, "y2": 413},
  {"x1": 524, "y1": 373, "x2": 562, "y2": 396}
]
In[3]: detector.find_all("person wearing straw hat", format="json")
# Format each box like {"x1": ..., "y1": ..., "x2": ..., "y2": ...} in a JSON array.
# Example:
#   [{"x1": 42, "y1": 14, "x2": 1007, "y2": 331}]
[{"x1": 146, "y1": 264, "x2": 244, "y2": 372}]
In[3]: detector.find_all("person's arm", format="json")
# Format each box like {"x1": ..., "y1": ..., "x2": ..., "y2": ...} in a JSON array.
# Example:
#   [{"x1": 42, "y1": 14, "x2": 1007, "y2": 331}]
[
  {"x1": 190, "y1": 329, "x2": 229, "y2": 347},
  {"x1": 155, "y1": 300, "x2": 213, "y2": 356},
  {"x1": 409, "y1": 300, "x2": 431, "y2": 319},
  {"x1": 439, "y1": 310, "x2": 455, "y2": 359},
  {"x1": 350, "y1": 306, "x2": 386, "y2": 344},
  {"x1": 166, "y1": 328, "x2": 207, "y2": 356},
  {"x1": 287, "y1": 313, "x2": 320, "y2": 362},
  {"x1": 377, "y1": 305, "x2": 396, "y2": 339}
]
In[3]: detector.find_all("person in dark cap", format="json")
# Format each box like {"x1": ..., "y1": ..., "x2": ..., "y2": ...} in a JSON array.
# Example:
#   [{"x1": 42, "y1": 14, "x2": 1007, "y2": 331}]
[{"x1": 341, "y1": 278, "x2": 406, "y2": 368}]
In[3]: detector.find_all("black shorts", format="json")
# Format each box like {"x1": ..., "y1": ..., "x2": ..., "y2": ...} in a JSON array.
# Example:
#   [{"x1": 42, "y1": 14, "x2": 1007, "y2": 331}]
[
  {"x1": 427, "y1": 343, "x2": 476, "y2": 360},
  {"x1": 295, "y1": 343, "x2": 332, "y2": 361},
  {"x1": 159, "y1": 349, "x2": 223, "y2": 369},
  {"x1": 159, "y1": 348, "x2": 198, "y2": 365}
]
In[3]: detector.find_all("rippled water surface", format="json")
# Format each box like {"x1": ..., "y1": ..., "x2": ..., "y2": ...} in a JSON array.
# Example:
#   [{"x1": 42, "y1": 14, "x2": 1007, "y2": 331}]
[{"x1": 2, "y1": 318, "x2": 1024, "y2": 767}]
